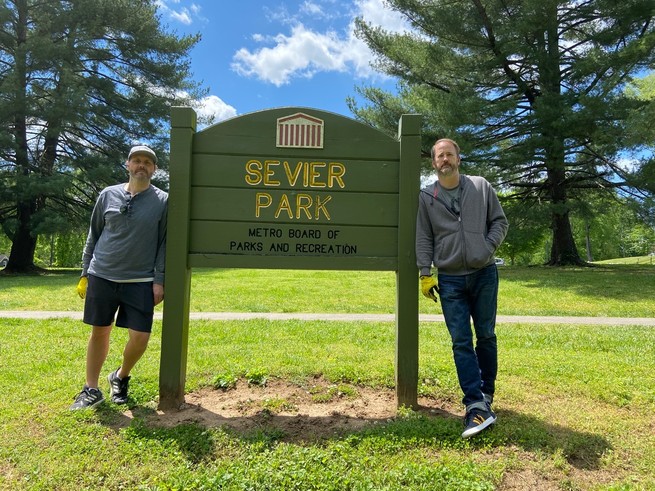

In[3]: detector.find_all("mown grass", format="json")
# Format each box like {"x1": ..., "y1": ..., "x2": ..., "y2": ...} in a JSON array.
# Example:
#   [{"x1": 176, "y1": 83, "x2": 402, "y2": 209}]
[
  {"x1": 0, "y1": 265, "x2": 654, "y2": 490},
  {"x1": 594, "y1": 255, "x2": 655, "y2": 266},
  {"x1": 1, "y1": 263, "x2": 655, "y2": 317}
]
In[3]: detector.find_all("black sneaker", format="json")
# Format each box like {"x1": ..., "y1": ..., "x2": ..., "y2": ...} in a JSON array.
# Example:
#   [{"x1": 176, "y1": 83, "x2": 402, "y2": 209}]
[
  {"x1": 70, "y1": 386, "x2": 105, "y2": 410},
  {"x1": 107, "y1": 368, "x2": 130, "y2": 404},
  {"x1": 462, "y1": 406, "x2": 496, "y2": 438}
]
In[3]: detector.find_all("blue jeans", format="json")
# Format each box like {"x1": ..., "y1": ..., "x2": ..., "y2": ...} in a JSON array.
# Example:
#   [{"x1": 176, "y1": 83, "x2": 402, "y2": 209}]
[{"x1": 438, "y1": 264, "x2": 498, "y2": 407}]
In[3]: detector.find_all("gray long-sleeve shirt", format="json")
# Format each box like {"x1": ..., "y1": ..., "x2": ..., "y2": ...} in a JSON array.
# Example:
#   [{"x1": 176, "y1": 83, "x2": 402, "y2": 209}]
[
  {"x1": 416, "y1": 175, "x2": 508, "y2": 276},
  {"x1": 82, "y1": 183, "x2": 168, "y2": 284}
]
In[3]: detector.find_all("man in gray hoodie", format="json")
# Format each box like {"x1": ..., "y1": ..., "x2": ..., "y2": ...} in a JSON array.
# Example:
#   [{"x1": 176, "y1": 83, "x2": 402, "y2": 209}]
[
  {"x1": 416, "y1": 138, "x2": 508, "y2": 438},
  {"x1": 70, "y1": 145, "x2": 167, "y2": 410}
]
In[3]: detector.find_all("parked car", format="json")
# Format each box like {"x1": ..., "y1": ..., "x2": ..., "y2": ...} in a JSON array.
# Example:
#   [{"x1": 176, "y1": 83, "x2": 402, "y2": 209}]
[
  {"x1": 0, "y1": 254, "x2": 8, "y2": 268},
  {"x1": 494, "y1": 257, "x2": 505, "y2": 266}
]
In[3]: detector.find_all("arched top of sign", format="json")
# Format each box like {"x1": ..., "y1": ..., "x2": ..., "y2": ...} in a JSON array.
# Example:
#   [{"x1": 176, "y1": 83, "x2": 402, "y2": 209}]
[{"x1": 192, "y1": 107, "x2": 401, "y2": 161}]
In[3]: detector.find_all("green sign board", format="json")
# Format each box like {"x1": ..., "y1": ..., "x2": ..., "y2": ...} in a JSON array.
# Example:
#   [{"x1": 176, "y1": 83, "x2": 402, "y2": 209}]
[{"x1": 159, "y1": 107, "x2": 421, "y2": 409}]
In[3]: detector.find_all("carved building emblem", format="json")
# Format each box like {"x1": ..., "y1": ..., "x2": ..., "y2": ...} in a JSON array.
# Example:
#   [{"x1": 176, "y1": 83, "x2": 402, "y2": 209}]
[{"x1": 276, "y1": 113, "x2": 324, "y2": 149}]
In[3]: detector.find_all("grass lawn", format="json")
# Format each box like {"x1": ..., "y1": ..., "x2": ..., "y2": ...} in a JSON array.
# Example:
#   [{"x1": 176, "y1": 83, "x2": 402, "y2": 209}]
[
  {"x1": 0, "y1": 264, "x2": 654, "y2": 490},
  {"x1": 1, "y1": 264, "x2": 655, "y2": 317}
]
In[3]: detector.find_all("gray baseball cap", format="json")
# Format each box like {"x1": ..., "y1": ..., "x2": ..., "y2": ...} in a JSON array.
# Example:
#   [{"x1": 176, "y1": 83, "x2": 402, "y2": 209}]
[{"x1": 128, "y1": 145, "x2": 157, "y2": 164}]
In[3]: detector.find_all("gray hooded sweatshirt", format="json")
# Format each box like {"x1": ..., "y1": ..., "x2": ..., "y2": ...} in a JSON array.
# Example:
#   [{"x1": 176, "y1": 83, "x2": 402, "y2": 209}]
[{"x1": 416, "y1": 175, "x2": 508, "y2": 276}]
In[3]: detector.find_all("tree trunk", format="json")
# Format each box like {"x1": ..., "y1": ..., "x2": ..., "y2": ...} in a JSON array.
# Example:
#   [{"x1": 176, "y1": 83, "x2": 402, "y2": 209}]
[
  {"x1": 585, "y1": 221, "x2": 593, "y2": 262},
  {"x1": 548, "y1": 210, "x2": 586, "y2": 266},
  {"x1": 544, "y1": 167, "x2": 586, "y2": 266},
  {"x1": 2, "y1": 0, "x2": 41, "y2": 274},
  {"x1": 4, "y1": 211, "x2": 40, "y2": 274}
]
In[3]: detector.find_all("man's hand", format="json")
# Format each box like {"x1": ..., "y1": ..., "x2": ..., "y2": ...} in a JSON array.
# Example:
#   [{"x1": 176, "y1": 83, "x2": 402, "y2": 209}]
[
  {"x1": 76, "y1": 276, "x2": 88, "y2": 299},
  {"x1": 153, "y1": 283, "x2": 164, "y2": 306},
  {"x1": 420, "y1": 275, "x2": 439, "y2": 302}
]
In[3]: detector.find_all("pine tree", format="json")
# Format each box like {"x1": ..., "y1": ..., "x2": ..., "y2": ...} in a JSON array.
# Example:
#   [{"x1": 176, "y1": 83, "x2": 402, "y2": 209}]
[
  {"x1": 0, "y1": 0, "x2": 203, "y2": 272},
  {"x1": 352, "y1": 0, "x2": 655, "y2": 265}
]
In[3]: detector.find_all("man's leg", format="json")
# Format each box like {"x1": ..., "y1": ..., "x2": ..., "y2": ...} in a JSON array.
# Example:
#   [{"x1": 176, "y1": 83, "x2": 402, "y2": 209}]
[
  {"x1": 108, "y1": 329, "x2": 150, "y2": 404},
  {"x1": 118, "y1": 329, "x2": 150, "y2": 379},
  {"x1": 71, "y1": 275, "x2": 120, "y2": 410},
  {"x1": 108, "y1": 282, "x2": 154, "y2": 404},
  {"x1": 85, "y1": 325, "x2": 112, "y2": 388},
  {"x1": 470, "y1": 265, "x2": 499, "y2": 398},
  {"x1": 438, "y1": 273, "x2": 484, "y2": 407}
]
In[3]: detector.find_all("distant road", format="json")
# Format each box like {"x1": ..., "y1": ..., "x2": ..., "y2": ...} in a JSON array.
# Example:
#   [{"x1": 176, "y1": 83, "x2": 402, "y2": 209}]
[{"x1": 1, "y1": 311, "x2": 654, "y2": 325}]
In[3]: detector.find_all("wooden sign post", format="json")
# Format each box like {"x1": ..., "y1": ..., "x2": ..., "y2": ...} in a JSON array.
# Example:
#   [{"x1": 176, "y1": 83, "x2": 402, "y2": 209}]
[{"x1": 159, "y1": 107, "x2": 421, "y2": 410}]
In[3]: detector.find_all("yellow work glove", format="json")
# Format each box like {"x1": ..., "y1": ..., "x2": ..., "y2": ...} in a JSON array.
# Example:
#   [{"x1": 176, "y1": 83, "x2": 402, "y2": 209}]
[
  {"x1": 420, "y1": 275, "x2": 439, "y2": 302},
  {"x1": 76, "y1": 276, "x2": 88, "y2": 299}
]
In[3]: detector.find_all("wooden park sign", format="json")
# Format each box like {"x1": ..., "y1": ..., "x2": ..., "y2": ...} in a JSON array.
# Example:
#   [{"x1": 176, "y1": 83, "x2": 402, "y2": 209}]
[{"x1": 159, "y1": 107, "x2": 422, "y2": 410}]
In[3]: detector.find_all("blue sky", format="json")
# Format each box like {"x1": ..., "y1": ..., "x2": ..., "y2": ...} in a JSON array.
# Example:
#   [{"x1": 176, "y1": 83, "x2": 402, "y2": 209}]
[{"x1": 155, "y1": 0, "x2": 410, "y2": 125}]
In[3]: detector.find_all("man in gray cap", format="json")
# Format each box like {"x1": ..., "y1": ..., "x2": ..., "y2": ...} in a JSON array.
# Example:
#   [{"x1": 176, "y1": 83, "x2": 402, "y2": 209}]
[{"x1": 71, "y1": 145, "x2": 168, "y2": 410}]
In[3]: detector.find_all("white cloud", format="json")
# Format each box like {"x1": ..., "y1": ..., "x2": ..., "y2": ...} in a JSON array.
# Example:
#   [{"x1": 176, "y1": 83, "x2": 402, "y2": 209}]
[
  {"x1": 231, "y1": 0, "x2": 411, "y2": 86},
  {"x1": 300, "y1": 1, "x2": 325, "y2": 16},
  {"x1": 193, "y1": 95, "x2": 238, "y2": 125},
  {"x1": 356, "y1": 0, "x2": 409, "y2": 33},
  {"x1": 155, "y1": 0, "x2": 202, "y2": 26},
  {"x1": 232, "y1": 25, "x2": 352, "y2": 86},
  {"x1": 170, "y1": 9, "x2": 193, "y2": 25}
]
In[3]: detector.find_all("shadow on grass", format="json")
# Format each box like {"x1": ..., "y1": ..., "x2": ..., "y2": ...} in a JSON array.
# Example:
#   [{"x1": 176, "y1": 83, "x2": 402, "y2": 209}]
[
  {"x1": 498, "y1": 408, "x2": 611, "y2": 470},
  {"x1": 501, "y1": 264, "x2": 655, "y2": 303},
  {"x1": 93, "y1": 400, "x2": 610, "y2": 471},
  {"x1": 92, "y1": 404, "x2": 216, "y2": 464},
  {"x1": 359, "y1": 406, "x2": 610, "y2": 470}
]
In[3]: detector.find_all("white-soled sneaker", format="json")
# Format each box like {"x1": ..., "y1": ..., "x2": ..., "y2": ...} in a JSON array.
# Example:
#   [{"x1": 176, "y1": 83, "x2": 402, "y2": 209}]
[
  {"x1": 107, "y1": 368, "x2": 130, "y2": 404},
  {"x1": 70, "y1": 386, "x2": 104, "y2": 410},
  {"x1": 462, "y1": 406, "x2": 496, "y2": 438}
]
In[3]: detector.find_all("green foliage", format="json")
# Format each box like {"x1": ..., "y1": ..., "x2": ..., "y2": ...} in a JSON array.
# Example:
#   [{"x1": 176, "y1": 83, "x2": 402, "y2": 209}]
[
  {"x1": 245, "y1": 368, "x2": 269, "y2": 387},
  {"x1": 353, "y1": 0, "x2": 655, "y2": 265},
  {"x1": 212, "y1": 373, "x2": 239, "y2": 391},
  {"x1": 625, "y1": 72, "x2": 655, "y2": 150},
  {"x1": 496, "y1": 197, "x2": 549, "y2": 264},
  {"x1": 568, "y1": 192, "x2": 655, "y2": 261},
  {"x1": 309, "y1": 383, "x2": 359, "y2": 403},
  {"x1": 31, "y1": 231, "x2": 86, "y2": 267},
  {"x1": 0, "y1": 233, "x2": 10, "y2": 255}
]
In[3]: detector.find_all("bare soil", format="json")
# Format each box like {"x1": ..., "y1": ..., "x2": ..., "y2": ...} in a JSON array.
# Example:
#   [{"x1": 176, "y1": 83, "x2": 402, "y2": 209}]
[{"x1": 144, "y1": 377, "x2": 458, "y2": 442}]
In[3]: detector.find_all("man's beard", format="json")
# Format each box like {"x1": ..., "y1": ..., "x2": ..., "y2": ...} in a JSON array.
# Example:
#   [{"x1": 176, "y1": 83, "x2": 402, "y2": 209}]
[
  {"x1": 130, "y1": 170, "x2": 152, "y2": 181},
  {"x1": 438, "y1": 164, "x2": 456, "y2": 177}
]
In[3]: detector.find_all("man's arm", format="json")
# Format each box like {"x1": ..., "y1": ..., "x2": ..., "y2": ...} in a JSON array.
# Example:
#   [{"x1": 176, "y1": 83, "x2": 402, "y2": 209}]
[
  {"x1": 485, "y1": 185, "x2": 509, "y2": 249},
  {"x1": 416, "y1": 194, "x2": 435, "y2": 276},
  {"x1": 153, "y1": 201, "x2": 167, "y2": 285},
  {"x1": 81, "y1": 193, "x2": 106, "y2": 275}
]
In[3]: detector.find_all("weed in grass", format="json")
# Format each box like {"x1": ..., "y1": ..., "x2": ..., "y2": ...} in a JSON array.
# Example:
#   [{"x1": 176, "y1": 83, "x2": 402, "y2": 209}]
[
  {"x1": 262, "y1": 397, "x2": 298, "y2": 413},
  {"x1": 335, "y1": 383, "x2": 358, "y2": 398},
  {"x1": 212, "y1": 373, "x2": 238, "y2": 391},
  {"x1": 245, "y1": 368, "x2": 268, "y2": 387},
  {"x1": 310, "y1": 392, "x2": 333, "y2": 403},
  {"x1": 310, "y1": 383, "x2": 359, "y2": 403},
  {"x1": 240, "y1": 426, "x2": 287, "y2": 445}
]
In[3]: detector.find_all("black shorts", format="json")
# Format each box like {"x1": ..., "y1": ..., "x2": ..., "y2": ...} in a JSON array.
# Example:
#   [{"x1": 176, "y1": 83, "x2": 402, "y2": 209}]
[{"x1": 83, "y1": 275, "x2": 155, "y2": 333}]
